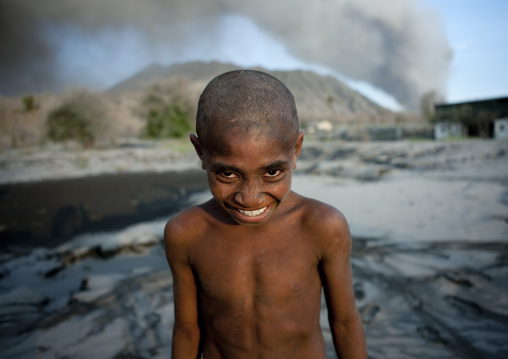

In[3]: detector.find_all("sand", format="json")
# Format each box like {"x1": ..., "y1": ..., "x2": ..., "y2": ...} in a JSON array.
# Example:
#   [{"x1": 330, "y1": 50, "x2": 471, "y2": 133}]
[
  {"x1": 0, "y1": 141, "x2": 201, "y2": 185},
  {"x1": 0, "y1": 139, "x2": 507, "y2": 358}
]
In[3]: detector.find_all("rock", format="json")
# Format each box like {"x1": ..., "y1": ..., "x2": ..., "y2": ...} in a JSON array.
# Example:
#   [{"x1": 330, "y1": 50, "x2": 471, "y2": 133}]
[
  {"x1": 442, "y1": 271, "x2": 473, "y2": 287},
  {"x1": 99, "y1": 226, "x2": 162, "y2": 257},
  {"x1": 354, "y1": 282, "x2": 365, "y2": 300},
  {"x1": 0, "y1": 286, "x2": 48, "y2": 335},
  {"x1": 72, "y1": 274, "x2": 124, "y2": 303},
  {"x1": 0, "y1": 286, "x2": 48, "y2": 307},
  {"x1": 44, "y1": 264, "x2": 66, "y2": 278},
  {"x1": 417, "y1": 325, "x2": 449, "y2": 345},
  {"x1": 62, "y1": 246, "x2": 100, "y2": 265},
  {"x1": 360, "y1": 304, "x2": 380, "y2": 324},
  {"x1": 0, "y1": 266, "x2": 9, "y2": 279},
  {"x1": 444, "y1": 295, "x2": 482, "y2": 315},
  {"x1": 2, "y1": 271, "x2": 174, "y2": 359}
]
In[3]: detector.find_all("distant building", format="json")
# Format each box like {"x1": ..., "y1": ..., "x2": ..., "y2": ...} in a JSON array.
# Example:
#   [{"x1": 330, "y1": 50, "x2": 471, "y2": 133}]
[
  {"x1": 306, "y1": 120, "x2": 333, "y2": 134},
  {"x1": 495, "y1": 118, "x2": 508, "y2": 139},
  {"x1": 434, "y1": 96, "x2": 508, "y2": 138},
  {"x1": 368, "y1": 126, "x2": 403, "y2": 141},
  {"x1": 434, "y1": 122, "x2": 466, "y2": 140}
]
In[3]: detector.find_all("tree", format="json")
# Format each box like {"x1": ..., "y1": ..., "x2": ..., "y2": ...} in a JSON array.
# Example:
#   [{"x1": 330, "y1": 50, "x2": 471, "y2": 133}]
[
  {"x1": 420, "y1": 91, "x2": 436, "y2": 123},
  {"x1": 46, "y1": 91, "x2": 108, "y2": 148},
  {"x1": 138, "y1": 80, "x2": 194, "y2": 139}
]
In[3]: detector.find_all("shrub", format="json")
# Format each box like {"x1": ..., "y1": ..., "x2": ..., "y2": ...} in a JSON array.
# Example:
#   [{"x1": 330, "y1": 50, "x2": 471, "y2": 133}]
[
  {"x1": 139, "y1": 81, "x2": 194, "y2": 139},
  {"x1": 22, "y1": 95, "x2": 37, "y2": 112},
  {"x1": 46, "y1": 92, "x2": 108, "y2": 148}
]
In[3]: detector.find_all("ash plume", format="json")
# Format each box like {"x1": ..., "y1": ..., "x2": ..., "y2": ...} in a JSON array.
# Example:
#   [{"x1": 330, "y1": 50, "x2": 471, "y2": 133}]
[{"x1": 0, "y1": 0, "x2": 451, "y2": 109}]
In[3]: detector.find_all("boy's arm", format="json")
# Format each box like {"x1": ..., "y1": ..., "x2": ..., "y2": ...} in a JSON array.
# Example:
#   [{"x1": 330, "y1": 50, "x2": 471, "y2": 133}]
[
  {"x1": 319, "y1": 210, "x2": 367, "y2": 359},
  {"x1": 164, "y1": 218, "x2": 201, "y2": 359}
]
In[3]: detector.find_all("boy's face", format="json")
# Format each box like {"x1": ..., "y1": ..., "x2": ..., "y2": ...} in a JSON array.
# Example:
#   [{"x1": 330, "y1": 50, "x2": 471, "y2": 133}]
[{"x1": 191, "y1": 130, "x2": 304, "y2": 226}]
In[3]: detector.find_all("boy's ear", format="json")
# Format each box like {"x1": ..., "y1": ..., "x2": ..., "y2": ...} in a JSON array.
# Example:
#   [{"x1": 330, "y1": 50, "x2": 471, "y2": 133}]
[
  {"x1": 190, "y1": 134, "x2": 206, "y2": 170},
  {"x1": 292, "y1": 131, "x2": 304, "y2": 169}
]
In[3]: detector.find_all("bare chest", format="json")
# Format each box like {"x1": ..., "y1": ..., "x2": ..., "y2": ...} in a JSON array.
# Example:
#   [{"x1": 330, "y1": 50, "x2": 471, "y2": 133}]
[{"x1": 191, "y1": 229, "x2": 321, "y2": 304}]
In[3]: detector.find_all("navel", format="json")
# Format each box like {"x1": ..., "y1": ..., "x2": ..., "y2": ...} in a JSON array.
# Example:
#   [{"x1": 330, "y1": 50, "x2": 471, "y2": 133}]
[{"x1": 255, "y1": 292, "x2": 270, "y2": 304}]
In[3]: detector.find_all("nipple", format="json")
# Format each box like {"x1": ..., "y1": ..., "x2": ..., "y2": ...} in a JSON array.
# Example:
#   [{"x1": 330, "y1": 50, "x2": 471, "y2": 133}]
[{"x1": 290, "y1": 283, "x2": 301, "y2": 291}]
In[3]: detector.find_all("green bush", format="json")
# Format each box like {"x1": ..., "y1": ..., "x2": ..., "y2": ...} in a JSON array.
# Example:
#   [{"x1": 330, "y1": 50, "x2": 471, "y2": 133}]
[
  {"x1": 139, "y1": 82, "x2": 194, "y2": 139},
  {"x1": 22, "y1": 95, "x2": 37, "y2": 112},
  {"x1": 46, "y1": 92, "x2": 107, "y2": 148}
]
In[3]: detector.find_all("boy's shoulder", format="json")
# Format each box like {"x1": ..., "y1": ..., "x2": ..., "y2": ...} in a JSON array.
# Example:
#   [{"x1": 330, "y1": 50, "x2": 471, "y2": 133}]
[
  {"x1": 164, "y1": 200, "x2": 214, "y2": 246},
  {"x1": 293, "y1": 192, "x2": 347, "y2": 224},
  {"x1": 292, "y1": 192, "x2": 350, "y2": 244}
]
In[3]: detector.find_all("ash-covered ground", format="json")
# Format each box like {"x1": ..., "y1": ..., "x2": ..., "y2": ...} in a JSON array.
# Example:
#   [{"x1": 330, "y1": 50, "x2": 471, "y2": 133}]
[{"x1": 1, "y1": 139, "x2": 507, "y2": 358}]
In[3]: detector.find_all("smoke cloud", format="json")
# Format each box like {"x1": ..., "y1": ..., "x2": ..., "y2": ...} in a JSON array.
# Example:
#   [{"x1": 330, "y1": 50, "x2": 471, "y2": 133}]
[{"x1": 0, "y1": 0, "x2": 451, "y2": 109}]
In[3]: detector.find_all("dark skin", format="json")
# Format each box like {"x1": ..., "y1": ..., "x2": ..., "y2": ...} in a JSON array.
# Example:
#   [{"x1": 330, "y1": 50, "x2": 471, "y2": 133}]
[{"x1": 164, "y1": 129, "x2": 367, "y2": 359}]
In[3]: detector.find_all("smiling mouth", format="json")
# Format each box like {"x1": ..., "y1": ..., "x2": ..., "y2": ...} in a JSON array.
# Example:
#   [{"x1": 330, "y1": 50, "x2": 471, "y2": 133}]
[{"x1": 237, "y1": 206, "x2": 268, "y2": 217}]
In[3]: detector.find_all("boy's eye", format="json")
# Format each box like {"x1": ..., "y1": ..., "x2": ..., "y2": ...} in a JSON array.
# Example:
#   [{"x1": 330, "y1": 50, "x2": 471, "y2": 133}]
[
  {"x1": 221, "y1": 171, "x2": 238, "y2": 179},
  {"x1": 264, "y1": 169, "x2": 281, "y2": 177}
]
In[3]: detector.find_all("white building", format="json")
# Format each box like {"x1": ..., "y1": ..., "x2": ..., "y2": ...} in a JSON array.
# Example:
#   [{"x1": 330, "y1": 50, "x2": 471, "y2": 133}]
[
  {"x1": 306, "y1": 120, "x2": 333, "y2": 134},
  {"x1": 434, "y1": 122, "x2": 466, "y2": 140},
  {"x1": 494, "y1": 118, "x2": 508, "y2": 139}
]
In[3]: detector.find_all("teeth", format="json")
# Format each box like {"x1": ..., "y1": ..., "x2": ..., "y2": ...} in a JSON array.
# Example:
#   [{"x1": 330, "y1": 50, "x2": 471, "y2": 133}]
[{"x1": 238, "y1": 207, "x2": 267, "y2": 217}]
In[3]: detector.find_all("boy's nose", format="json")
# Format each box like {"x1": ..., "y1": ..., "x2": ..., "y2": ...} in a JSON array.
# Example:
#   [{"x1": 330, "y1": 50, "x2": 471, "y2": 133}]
[{"x1": 234, "y1": 183, "x2": 264, "y2": 208}]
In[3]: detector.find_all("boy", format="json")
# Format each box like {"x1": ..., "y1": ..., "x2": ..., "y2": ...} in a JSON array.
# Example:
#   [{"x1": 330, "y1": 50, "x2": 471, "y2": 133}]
[{"x1": 164, "y1": 70, "x2": 366, "y2": 359}]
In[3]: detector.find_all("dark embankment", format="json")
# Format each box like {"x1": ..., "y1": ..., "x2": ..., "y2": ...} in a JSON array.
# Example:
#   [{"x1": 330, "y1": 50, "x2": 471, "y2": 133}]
[{"x1": 0, "y1": 170, "x2": 208, "y2": 251}]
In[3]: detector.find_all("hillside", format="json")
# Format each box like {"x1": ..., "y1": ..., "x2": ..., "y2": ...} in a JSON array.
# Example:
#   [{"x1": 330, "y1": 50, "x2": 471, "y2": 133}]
[
  {"x1": 109, "y1": 61, "x2": 392, "y2": 124},
  {"x1": 0, "y1": 62, "x2": 409, "y2": 149},
  {"x1": 109, "y1": 62, "x2": 241, "y2": 94}
]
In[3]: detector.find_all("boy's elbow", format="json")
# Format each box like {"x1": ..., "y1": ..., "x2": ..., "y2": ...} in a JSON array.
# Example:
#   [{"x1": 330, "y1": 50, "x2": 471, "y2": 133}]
[
  {"x1": 173, "y1": 320, "x2": 201, "y2": 345},
  {"x1": 329, "y1": 310, "x2": 363, "y2": 333},
  {"x1": 172, "y1": 322, "x2": 201, "y2": 359},
  {"x1": 329, "y1": 312, "x2": 367, "y2": 358},
  {"x1": 174, "y1": 320, "x2": 200, "y2": 337}
]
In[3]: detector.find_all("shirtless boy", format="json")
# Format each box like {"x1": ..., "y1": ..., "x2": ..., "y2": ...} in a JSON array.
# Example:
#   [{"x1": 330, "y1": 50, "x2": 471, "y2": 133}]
[{"x1": 164, "y1": 70, "x2": 367, "y2": 359}]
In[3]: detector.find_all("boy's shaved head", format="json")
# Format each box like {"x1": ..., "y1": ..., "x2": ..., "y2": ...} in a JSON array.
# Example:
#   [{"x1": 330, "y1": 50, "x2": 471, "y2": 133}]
[{"x1": 196, "y1": 70, "x2": 299, "y2": 154}]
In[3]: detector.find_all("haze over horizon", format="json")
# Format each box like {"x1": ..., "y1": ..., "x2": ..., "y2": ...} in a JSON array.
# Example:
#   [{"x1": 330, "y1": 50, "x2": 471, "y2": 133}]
[{"x1": 1, "y1": 0, "x2": 506, "y2": 111}]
